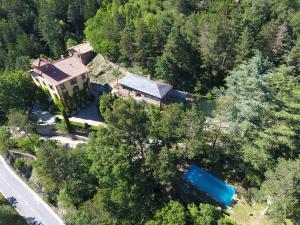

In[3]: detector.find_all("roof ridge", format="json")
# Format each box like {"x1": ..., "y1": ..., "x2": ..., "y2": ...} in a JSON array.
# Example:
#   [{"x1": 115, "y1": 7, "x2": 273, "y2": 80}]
[
  {"x1": 127, "y1": 72, "x2": 172, "y2": 87},
  {"x1": 119, "y1": 73, "x2": 173, "y2": 99}
]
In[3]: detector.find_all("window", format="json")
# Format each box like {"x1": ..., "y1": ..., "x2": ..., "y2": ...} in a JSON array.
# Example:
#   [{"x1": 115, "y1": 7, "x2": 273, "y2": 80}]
[
  {"x1": 61, "y1": 84, "x2": 66, "y2": 90},
  {"x1": 70, "y1": 78, "x2": 77, "y2": 86},
  {"x1": 42, "y1": 81, "x2": 47, "y2": 86},
  {"x1": 49, "y1": 85, "x2": 54, "y2": 90},
  {"x1": 81, "y1": 74, "x2": 86, "y2": 80}
]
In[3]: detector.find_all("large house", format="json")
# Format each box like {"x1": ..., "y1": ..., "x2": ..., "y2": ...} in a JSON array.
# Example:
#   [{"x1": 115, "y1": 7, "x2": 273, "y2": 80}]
[
  {"x1": 30, "y1": 43, "x2": 94, "y2": 114},
  {"x1": 115, "y1": 73, "x2": 187, "y2": 106}
]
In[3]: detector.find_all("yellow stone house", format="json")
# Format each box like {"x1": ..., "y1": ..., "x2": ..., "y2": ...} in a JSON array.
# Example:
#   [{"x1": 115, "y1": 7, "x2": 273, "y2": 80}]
[{"x1": 29, "y1": 43, "x2": 94, "y2": 114}]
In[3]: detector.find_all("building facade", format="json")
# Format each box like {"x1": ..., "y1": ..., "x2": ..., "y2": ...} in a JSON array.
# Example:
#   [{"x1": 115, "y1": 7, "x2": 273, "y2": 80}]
[
  {"x1": 30, "y1": 56, "x2": 91, "y2": 115},
  {"x1": 115, "y1": 73, "x2": 174, "y2": 106}
]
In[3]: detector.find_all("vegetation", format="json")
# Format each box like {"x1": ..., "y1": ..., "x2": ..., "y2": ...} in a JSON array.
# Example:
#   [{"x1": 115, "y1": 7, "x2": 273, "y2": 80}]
[
  {"x1": 0, "y1": 71, "x2": 35, "y2": 122},
  {"x1": 147, "y1": 201, "x2": 237, "y2": 225},
  {"x1": 85, "y1": 0, "x2": 299, "y2": 93},
  {"x1": 34, "y1": 141, "x2": 97, "y2": 207},
  {"x1": 260, "y1": 159, "x2": 300, "y2": 223}
]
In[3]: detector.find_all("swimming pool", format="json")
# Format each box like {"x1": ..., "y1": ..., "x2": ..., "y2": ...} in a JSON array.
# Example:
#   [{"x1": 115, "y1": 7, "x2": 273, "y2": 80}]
[{"x1": 184, "y1": 164, "x2": 236, "y2": 206}]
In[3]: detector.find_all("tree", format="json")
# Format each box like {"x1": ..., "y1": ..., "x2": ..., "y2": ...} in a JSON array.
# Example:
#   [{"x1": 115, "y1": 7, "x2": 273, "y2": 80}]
[
  {"x1": 147, "y1": 201, "x2": 186, "y2": 225},
  {"x1": 147, "y1": 201, "x2": 235, "y2": 225},
  {"x1": 154, "y1": 103, "x2": 185, "y2": 146},
  {"x1": 37, "y1": 0, "x2": 65, "y2": 57},
  {"x1": 57, "y1": 146, "x2": 96, "y2": 207},
  {"x1": 85, "y1": 3, "x2": 121, "y2": 61},
  {"x1": 240, "y1": 67, "x2": 300, "y2": 172},
  {"x1": 65, "y1": 197, "x2": 117, "y2": 225},
  {"x1": 98, "y1": 93, "x2": 118, "y2": 120},
  {"x1": 134, "y1": 19, "x2": 156, "y2": 73},
  {"x1": 35, "y1": 141, "x2": 68, "y2": 192},
  {"x1": 179, "y1": 106, "x2": 209, "y2": 159},
  {"x1": 0, "y1": 195, "x2": 27, "y2": 225},
  {"x1": 120, "y1": 23, "x2": 136, "y2": 64},
  {"x1": 260, "y1": 158, "x2": 300, "y2": 223},
  {"x1": 35, "y1": 141, "x2": 96, "y2": 204},
  {"x1": 105, "y1": 98, "x2": 149, "y2": 158},
  {"x1": 217, "y1": 217, "x2": 238, "y2": 225},
  {"x1": 87, "y1": 127, "x2": 154, "y2": 223},
  {"x1": 286, "y1": 38, "x2": 300, "y2": 75},
  {"x1": 196, "y1": 2, "x2": 240, "y2": 81},
  {"x1": 217, "y1": 53, "x2": 273, "y2": 134},
  {"x1": 0, "y1": 71, "x2": 35, "y2": 122},
  {"x1": 54, "y1": 99, "x2": 72, "y2": 133},
  {"x1": 0, "y1": 126, "x2": 14, "y2": 155},
  {"x1": 235, "y1": 27, "x2": 252, "y2": 64},
  {"x1": 188, "y1": 203, "x2": 222, "y2": 225},
  {"x1": 7, "y1": 110, "x2": 36, "y2": 143},
  {"x1": 145, "y1": 147, "x2": 177, "y2": 192},
  {"x1": 253, "y1": 68, "x2": 300, "y2": 160},
  {"x1": 155, "y1": 26, "x2": 198, "y2": 90}
]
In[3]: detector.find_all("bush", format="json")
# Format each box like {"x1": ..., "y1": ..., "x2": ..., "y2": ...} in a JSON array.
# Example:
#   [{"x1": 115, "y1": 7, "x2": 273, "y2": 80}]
[
  {"x1": 84, "y1": 123, "x2": 91, "y2": 130},
  {"x1": 45, "y1": 194, "x2": 57, "y2": 206},
  {"x1": 14, "y1": 158, "x2": 25, "y2": 170},
  {"x1": 37, "y1": 89, "x2": 51, "y2": 110},
  {"x1": 55, "y1": 121, "x2": 69, "y2": 134},
  {"x1": 206, "y1": 92, "x2": 213, "y2": 100},
  {"x1": 15, "y1": 136, "x2": 39, "y2": 154},
  {"x1": 98, "y1": 93, "x2": 118, "y2": 120}
]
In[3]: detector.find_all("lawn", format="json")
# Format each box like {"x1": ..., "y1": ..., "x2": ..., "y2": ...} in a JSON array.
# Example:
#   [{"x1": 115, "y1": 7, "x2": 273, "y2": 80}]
[
  {"x1": 0, "y1": 193, "x2": 27, "y2": 225},
  {"x1": 70, "y1": 121, "x2": 99, "y2": 132},
  {"x1": 228, "y1": 197, "x2": 275, "y2": 225}
]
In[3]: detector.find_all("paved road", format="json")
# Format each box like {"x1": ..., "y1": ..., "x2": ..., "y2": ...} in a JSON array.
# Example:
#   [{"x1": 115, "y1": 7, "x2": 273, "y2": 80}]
[{"x1": 0, "y1": 156, "x2": 65, "y2": 225}]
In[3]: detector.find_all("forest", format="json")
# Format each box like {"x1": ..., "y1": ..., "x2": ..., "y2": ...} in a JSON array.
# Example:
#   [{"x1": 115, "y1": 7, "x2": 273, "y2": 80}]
[{"x1": 0, "y1": 0, "x2": 299, "y2": 225}]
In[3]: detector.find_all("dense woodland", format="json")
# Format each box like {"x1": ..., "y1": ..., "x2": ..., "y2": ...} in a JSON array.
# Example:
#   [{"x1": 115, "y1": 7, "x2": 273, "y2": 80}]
[{"x1": 0, "y1": 0, "x2": 300, "y2": 225}]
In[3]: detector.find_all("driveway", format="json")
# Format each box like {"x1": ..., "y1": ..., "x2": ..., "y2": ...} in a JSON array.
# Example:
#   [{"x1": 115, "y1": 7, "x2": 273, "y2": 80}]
[
  {"x1": 0, "y1": 156, "x2": 64, "y2": 225},
  {"x1": 69, "y1": 83, "x2": 105, "y2": 127},
  {"x1": 40, "y1": 136, "x2": 86, "y2": 148}
]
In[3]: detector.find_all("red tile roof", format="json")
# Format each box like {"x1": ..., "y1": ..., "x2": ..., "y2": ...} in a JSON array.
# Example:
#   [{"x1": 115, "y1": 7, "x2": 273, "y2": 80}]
[
  {"x1": 31, "y1": 57, "x2": 89, "y2": 86},
  {"x1": 32, "y1": 58, "x2": 50, "y2": 68}
]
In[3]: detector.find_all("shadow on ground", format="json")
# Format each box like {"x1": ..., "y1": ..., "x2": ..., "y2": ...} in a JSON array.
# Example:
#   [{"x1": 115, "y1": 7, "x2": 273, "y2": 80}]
[
  {"x1": 7, "y1": 196, "x2": 18, "y2": 208},
  {"x1": 25, "y1": 217, "x2": 43, "y2": 225},
  {"x1": 72, "y1": 83, "x2": 103, "y2": 122}
]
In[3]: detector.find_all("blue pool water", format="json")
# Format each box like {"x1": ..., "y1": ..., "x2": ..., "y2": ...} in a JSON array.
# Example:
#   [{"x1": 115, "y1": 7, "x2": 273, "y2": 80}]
[{"x1": 184, "y1": 164, "x2": 236, "y2": 206}]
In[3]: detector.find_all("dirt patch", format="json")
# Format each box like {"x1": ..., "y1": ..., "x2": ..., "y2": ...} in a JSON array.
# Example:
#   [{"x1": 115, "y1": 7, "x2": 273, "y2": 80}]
[{"x1": 88, "y1": 54, "x2": 123, "y2": 84}]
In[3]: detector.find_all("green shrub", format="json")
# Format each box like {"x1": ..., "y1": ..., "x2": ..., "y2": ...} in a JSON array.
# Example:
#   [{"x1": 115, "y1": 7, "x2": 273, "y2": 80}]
[
  {"x1": 55, "y1": 121, "x2": 69, "y2": 134},
  {"x1": 14, "y1": 158, "x2": 25, "y2": 170},
  {"x1": 37, "y1": 89, "x2": 51, "y2": 110},
  {"x1": 84, "y1": 123, "x2": 91, "y2": 130},
  {"x1": 15, "y1": 136, "x2": 39, "y2": 154}
]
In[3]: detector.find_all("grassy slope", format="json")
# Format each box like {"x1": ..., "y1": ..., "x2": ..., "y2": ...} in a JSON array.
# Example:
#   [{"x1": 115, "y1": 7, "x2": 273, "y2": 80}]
[
  {"x1": 0, "y1": 193, "x2": 27, "y2": 225},
  {"x1": 229, "y1": 197, "x2": 275, "y2": 225}
]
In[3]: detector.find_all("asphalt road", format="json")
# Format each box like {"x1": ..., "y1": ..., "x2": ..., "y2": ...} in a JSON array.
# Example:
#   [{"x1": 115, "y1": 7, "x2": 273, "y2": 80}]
[{"x1": 0, "y1": 156, "x2": 65, "y2": 225}]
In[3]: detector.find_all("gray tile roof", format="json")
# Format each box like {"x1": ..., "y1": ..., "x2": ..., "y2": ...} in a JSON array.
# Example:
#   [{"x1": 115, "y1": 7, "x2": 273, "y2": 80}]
[{"x1": 118, "y1": 73, "x2": 173, "y2": 99}]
